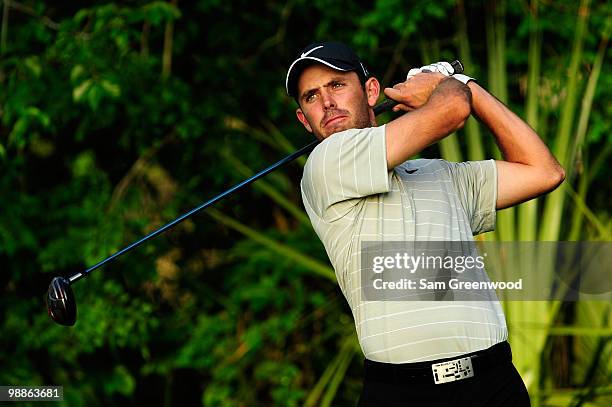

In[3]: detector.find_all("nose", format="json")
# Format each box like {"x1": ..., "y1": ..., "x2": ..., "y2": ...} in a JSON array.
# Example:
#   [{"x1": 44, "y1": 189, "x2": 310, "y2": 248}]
[{"x1": 321, "y1": 89, "x2": 336, "y2": 110}]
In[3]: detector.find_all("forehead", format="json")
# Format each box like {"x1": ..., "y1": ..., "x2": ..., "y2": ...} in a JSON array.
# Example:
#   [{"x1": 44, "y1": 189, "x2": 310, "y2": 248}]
[{"x1": 297, "y1": 64, "x2": 359, "y2": 95}]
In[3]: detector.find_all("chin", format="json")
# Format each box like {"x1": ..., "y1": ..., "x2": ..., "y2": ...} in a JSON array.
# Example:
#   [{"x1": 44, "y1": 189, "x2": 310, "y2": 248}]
[
  {"x1": 320, "y1": 130, "x2": 339, "y2": 140},
  {"x1": 322, "y1": 125, "x2": 352, "y2": 139}
]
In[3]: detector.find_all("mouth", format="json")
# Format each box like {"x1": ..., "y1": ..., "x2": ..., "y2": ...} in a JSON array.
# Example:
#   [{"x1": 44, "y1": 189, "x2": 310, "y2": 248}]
[{"x1": 323, "y1": 115, "x2": 347, "y2": 128}]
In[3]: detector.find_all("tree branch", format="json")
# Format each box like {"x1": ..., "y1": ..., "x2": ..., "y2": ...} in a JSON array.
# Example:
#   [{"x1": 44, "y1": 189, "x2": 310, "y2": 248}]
[
  {"x1": 5, "y1": 0, "x2": 59, "y2": 31},
  {"x1": 1, "y1": 0, "x2": 9, "y2": 53},
  {"x1": 162, "y1": 0, "x2": 178, "y2": 78}
]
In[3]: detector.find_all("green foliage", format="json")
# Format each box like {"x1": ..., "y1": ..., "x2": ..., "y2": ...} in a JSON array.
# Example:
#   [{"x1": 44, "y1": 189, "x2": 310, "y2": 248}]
[{"x1": 0, "y1": 0, "x2": 609, "y2": 406}]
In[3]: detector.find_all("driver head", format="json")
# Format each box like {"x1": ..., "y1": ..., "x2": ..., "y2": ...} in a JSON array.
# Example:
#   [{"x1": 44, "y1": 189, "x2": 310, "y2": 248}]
[{"x1": 47, "y1": 277, "x2": 77, "y2": 326}]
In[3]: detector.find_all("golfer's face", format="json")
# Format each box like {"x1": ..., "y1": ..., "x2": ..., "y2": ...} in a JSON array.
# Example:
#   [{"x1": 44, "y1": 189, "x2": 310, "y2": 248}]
[{"x1": 296, "y1": 65, "x2": 370, "y2": 140}]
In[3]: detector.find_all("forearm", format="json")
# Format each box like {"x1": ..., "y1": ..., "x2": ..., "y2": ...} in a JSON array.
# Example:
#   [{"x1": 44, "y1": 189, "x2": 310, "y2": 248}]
[
  {"x1": 468, "y1": 81, "x2": 565, "y2": 208},
  {"x1": 469, "y1": 82, "x2": 557, "y2": 167},
  {"x1": 385, "y1": 77, "x2": 471, "y2": 168}
]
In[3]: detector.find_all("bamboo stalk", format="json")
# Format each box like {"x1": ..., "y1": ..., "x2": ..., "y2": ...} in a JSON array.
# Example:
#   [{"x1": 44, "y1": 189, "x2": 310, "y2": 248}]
[
  {"x1": 530, "y1": 385, "x2": 612, "y2": 397},
  {"x1": 302, "y1": 342, "x2": 344, "y2": 407},
  {"x1": 524, "y1": 0, "x2": 541, "y2": 134},
  {"x1": 570, "y1": 138, "x2": 612, "y2": 239},
  {"x1": 541, "y1": 326, "x2": 612, "y2": 337},
  {"x1": 485, "y1": 1, "x2": 508, "y2": 104},
  {"x1": 567, "y1": 32, "x2": 608, "y2": 241},
  {"x1": 381, "y1": 24, "x2": 412, "y2": 88},
  {"x1": 485, "y1": 0, "x2": 515, "y2": 241},
  {"x1": 513, "y1": 321, "x2": 612, "y2": 336},
  {"x1": 516, "y1": 133, "x2": 549, "y2": 405},
  {"x1": 485, "y1": 2, "x2": 498, "y2": 99},
  {"x1": 493, "y1": 0, "x2": 508, "y2": 104},
  {"x1": 518, "y1": 0, "x2": 542, "y2": 242},
  {"x1": 419, "y1": 41, "x2": 463, "y2": 163},
  {"x1": 455, "y1": 0, "x2": 484, "y2": 161},
  {"x1": 223, "y1": 116, "x2": 308, "y2": 171},
  {"x1": 140, "y1": 20, "x2": 150, "y2": 57},
  {"x1": 568, "y1": 171, "x2": 588, "y2": 241},
  {"x1": 540, "y1": 0, "x2": 591, "y2": 241},
  {"x1": 303, "y1": 334, "x2": 356, "y2": 407},
  {"x1": 1, "y1": 0, "x2": 9, "y2": 54},
  {"x1": 224, "y1": 116, "x2": 280, "y2": 150},
  {"x1": 569, "y1": 302, "x2": 611, "y2": 406},
  {"x1": 260, "y1": 117, "x2": 308, "y2": 167},
  {"x1": 566, "y1": 30, "x2": 608, "y2": 185},
  {"x1": 320, "y1": 335, "x2": 357, "y2": 407},
  {"x1": 565, "y1": 184, "x2": 612, "y2": 240},
  {"x1": 162, "y1": 0, "x2": 178, "y2": 78},
  {"x1": 222, "y1": 151, "x2": 312, "y2": 227},
  {"x1": 438, "y1": 133, "x2": 463, "y2": 163},
  {"x1": 207, "y1": 208, "x2": 336, "y2": 282}
]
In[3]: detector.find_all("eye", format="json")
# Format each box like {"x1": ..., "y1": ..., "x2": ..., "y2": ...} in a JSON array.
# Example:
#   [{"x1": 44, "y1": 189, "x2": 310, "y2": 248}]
[
  {"x1": 305, "y1": 93, "x2": 317, "y2": 103},
  {"x1": 332, "y1": 81, "x2": 345, "y2": 89}
]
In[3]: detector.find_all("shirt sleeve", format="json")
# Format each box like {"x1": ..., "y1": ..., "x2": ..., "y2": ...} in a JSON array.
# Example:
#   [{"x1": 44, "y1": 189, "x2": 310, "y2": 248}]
[
  {"x1": 301, "y1": 125, "x2": 391, "y2": 221},
  {"x1": 447, "y1": 159, "x2": 498, "y2": 235}
]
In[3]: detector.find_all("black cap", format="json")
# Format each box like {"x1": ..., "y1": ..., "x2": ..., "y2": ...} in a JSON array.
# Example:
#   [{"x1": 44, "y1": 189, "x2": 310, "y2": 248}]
[{"x1": 285, "y1": 41, "x2": 370, "y2": 98}]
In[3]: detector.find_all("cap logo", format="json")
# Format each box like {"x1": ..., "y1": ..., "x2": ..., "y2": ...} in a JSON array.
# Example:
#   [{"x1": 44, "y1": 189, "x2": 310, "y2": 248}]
[
  {"x1": 301, "y1": 45, "x2": 324, "y2": 58},
  {"x1": 360, "y1": 62, "x2": 369, "y2": 77}
]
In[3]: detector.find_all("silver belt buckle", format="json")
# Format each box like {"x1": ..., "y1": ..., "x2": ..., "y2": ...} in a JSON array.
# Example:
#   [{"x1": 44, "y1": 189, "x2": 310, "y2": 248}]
[{"x1": 432, "y1": 356, "x2": 474, "y2": 384}]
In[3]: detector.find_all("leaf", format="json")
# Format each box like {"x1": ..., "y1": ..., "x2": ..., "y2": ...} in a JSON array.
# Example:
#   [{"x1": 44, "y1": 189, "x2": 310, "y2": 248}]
[
  {"x1": 142, "y1": 1, "x2": 182, "y2": 26},
  {"x1": 24, "y1": 56, "x2": 42, "y2": 78},
  {"x1": 100, "y1": 79, "x2": 121, "y2": 98},
  {"x1": 87, "y1": 84, "x2": 104, "y2": 111},
  {"x1": 73, "y1": 79, "x2": 93, "y2": 102},
  {"x1": 73, "y1": 8, "x2": 91, "y2": 24},
  {"x1": 8, "y1": 117, "x2": 29, "y2": 148},
  {"x1": 72, "y1": 150, "x2": 96, "y2": 177},
  {"x1": 103, "y1": 365, "x2": 135, "y2": 396},
  {"x1": 70, "y1": 64, "x2": 86, "y2": 83},
  {"x1": 25, "y1": 106, "x2": 50, "y2": 128}
]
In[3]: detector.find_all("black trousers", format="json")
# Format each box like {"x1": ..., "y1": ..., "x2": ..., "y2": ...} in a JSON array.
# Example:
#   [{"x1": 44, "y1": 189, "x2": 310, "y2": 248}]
[{"x1": 358, "y1": 342, "x2": 530, "y2": 407}]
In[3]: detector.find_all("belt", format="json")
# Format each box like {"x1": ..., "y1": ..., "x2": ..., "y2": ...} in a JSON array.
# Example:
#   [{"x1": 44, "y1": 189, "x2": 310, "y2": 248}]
[{"x1": 364, "y1": 341, "x2": 512, "y2": 385}]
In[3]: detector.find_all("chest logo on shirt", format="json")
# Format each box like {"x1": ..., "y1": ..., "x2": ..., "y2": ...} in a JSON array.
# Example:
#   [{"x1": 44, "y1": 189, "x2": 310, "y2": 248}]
[{"x1": 405, "y1": 169, "x2": 418, "y2": 174}]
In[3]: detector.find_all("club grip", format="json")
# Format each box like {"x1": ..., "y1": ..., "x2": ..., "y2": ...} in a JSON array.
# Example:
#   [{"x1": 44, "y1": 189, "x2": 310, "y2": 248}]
[{"x1": 373, "y1": 60, "x2": 464, "y2": 116}]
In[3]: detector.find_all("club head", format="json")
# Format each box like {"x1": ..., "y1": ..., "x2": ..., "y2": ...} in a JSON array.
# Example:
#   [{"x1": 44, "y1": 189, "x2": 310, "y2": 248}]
[{"x1": 47, "y1": 277, "x2": 77, "y2": 326}]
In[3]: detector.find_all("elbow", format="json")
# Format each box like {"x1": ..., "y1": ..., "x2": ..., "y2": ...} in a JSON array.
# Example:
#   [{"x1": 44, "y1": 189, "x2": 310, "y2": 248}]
[
  {"x1": 544, "y1": 164, "x2": 566, "y2": 192},
  {"x1": 553, "y1": 165, "x2": 566, "y2": 188}
]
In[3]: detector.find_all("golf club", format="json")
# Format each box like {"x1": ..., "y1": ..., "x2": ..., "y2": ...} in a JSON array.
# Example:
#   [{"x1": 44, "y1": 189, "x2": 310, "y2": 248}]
[{"x1": 47, "y1": 60, "x2": 464, "y2": 326}]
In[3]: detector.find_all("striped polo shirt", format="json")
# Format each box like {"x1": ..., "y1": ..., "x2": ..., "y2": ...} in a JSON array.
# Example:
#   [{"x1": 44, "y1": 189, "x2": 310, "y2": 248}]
[{"x1": 300, "y1": 125, "x2": 508, "y2": 363}]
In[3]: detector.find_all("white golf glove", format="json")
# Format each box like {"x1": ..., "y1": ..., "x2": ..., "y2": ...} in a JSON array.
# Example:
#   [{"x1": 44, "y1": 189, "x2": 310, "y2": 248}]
[
  {"x1": 406, "y1": 61, "x2": 475, "y2": 84},
  {"x1": 452, "y1": 74, "x2": 474, "y2": 84}
]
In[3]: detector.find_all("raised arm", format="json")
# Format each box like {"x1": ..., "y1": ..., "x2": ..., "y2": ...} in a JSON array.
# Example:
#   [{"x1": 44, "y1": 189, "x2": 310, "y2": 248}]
[
  {"x1": 468, "y1": 82, "x2": 565, "y2": 209},
  {"x1": 384, "y1": 74, "x2": 471, "y2": 169}
]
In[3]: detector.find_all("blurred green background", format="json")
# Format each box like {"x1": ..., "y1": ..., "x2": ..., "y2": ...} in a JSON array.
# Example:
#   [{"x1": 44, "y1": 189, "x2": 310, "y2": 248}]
[{"x1": 0, "y1": 0, "x2": 610, "y2": 406}]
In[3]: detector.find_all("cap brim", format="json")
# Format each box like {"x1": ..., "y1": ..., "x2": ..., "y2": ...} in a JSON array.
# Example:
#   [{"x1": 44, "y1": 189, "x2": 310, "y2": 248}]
[{"x1": 285, "y1": 57, "x2": 354, "y2": 97}]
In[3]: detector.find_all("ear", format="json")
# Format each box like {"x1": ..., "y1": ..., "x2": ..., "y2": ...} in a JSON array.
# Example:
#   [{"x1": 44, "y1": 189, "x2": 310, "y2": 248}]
[
  {"x1": 364, "y1": 77, "x2": 381, "y2": 107},
  {"x1": 295, "y1": 108, "x2": 313, "y2": 133}
]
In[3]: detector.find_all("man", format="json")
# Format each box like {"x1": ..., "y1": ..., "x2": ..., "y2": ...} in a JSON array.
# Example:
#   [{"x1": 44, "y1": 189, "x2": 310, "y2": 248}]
[{"x1": 286, "y1": 41, "x2": 564, "y2": 406}]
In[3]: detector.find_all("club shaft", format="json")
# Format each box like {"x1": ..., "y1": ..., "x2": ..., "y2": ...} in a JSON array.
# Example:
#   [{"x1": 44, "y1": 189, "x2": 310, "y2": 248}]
[
  {"x1": 69, "y1": 140, "x2": 319, "y2": 283},
  {"x1": 68, "y1": 58, "x2": 464, "y2": 284}
]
